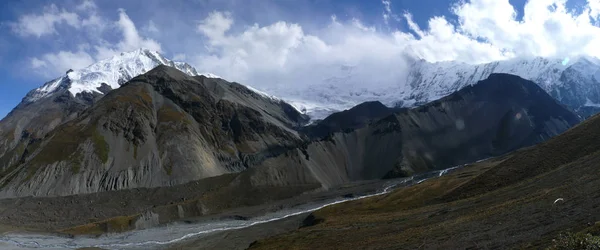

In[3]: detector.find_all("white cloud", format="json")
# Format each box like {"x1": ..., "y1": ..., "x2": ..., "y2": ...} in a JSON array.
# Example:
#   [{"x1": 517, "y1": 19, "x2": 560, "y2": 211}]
[
  {"x1": 191, "y1": 9, "x2": 507, "y2": 97},
  {"x1": 114, "y1": 9, "x2": 161, "y2": 53},
  {"x1": 30, "y1": 49, "x2": 95, "y2": 77},
  {"x1": 192, "y1": 11, "x2": 417, "y2": 107},
  {"x1": 403, "y1": 12, "x2": 425, "y2": 38},
  {"x1": 453, "y1": 0, "x2": 600, "y2": 58},
  {"x1": 76, "y1": 0, "x2": 97, "y2": 11},
  {"x1": 30, "y1": 58, "x2": 47, "y2": 69},
  {"x1": 10, "y1": 0, "x2": 106, "y2": 38},
  {"x1": 79, "y1": 1, "x2": 106, "y2": 30},
  {"x1": 400, "y1": 16, "x2": 509, "y2": 63},
  {"x1": 190, "y1": 0, "x2": 600, "y2": 96},
  {"x1": 22, "y1": 4, "x2": 161, "y2": 76},
  {"x1": 11, "y1": 4, "x2": 80, "y2": 37},
  {"x1": 92, "y1": 9, "x2": 162, "y2": 60},
  {"x1": 381, "y1": 0, "x2": 400, "y2": 25},
  {"x1": 197, "y1": 11, "x2": 234, "y2": 46},
  {"x1": 143, "y1": 20, "x2": 159, "y2": 34},
  {"x1": 173, "y1": 53, "x2": 187, "y2": 61},
  {"x1": 589, "y1": 0, "x2": 600, "y2": 20},
  {"x1": 382, "y1": 0, "x2": 391, "y2": 24},
  {"x1": 17, "y1": 0, "x2": 600, "y2": 98}
]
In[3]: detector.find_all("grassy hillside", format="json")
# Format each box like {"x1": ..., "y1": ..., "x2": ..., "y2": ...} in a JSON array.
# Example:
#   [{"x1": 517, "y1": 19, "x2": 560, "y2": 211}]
[{"x1": 251, "y1": 114, "x2": 600, "y2": 249}]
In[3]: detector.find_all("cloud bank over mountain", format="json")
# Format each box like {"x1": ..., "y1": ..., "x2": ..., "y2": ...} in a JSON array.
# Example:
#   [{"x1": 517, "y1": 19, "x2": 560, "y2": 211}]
[{"x1": 3, "y1": 0, "x2": 600, "y2": 116}]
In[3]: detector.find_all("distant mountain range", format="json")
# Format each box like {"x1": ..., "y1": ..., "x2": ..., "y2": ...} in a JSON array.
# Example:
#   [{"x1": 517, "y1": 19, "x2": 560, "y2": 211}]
[
  {"x1": 0, "y1": 62, "x2": 578, "y2": 197},
  {"x1": 0, "y1": 65, "x2": 308, "y2": 197},
  {"x1": 10, "y1": 49, "x2": 600, "y2": 121},
  {"x1": 0, "y1": 48, "x2": 590, "y2": 198},
  {"x1": 263, "y1": 56, "x2": 600, "y2": 119},
  {"x1": 23, "y1": 48, "x2": 218, "y2": 104},
  {"x1": 251, "y1": 83, "x2": 600, "y2": 249}
]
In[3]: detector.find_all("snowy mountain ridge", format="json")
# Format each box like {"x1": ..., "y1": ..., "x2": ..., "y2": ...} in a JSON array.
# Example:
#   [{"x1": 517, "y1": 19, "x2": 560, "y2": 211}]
[
  {"x1": 403, "y1": 57, "x2": 573, "y2": 104},
  {"x1": 25, "y1": 48, "x2": 219, "y2": 103},
  {"x1": 23, "y1": 48, "x2": 600, "y2": 120},
  {"x1": 400, "y1": 56, "x2": 600, "y2": 118},
  {"x1": 261, "y1": 55, "x2": 600, "y2": 119}
]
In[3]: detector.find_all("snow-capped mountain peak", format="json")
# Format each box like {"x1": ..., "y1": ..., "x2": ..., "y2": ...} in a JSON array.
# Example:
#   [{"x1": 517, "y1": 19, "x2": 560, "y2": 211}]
[
  {"x1": 23, "y1": 48, "x2": 600, "y2": 120},
  {"x1": 25, "y1": 48, "x2": 218, "y2": 102},
  {"x1": 259, "y1": 55, "x2": 600, "y2": 119}
]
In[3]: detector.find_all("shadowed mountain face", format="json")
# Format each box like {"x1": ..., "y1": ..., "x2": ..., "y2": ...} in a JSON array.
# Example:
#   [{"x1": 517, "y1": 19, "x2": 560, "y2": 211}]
[
  {"x1": 0, "y1": 49, "x2": 205, "y2": 171},
  {"x1": 288, "y1": 73, "x2": 580, "y2": 185},
  {"x1": 300, "y1": 101, "x2": 403, "y2": 139},
  {"x1": 251, "y1": 86, "x2": 600, "y2": 250},
  {"x1": 0, "y1": 70, "x2": 579, "y2": 198},
  {"x1": 0, "y1": 80, "x2": 97, "y2": 171},
  {"x1": 0, "y1": 66, "x2": 309, "y2": 197}
]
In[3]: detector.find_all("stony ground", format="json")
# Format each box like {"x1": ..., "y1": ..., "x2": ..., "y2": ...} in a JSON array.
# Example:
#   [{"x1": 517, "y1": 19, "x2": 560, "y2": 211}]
[
  {"x1": 250, "y1": 150, "x2": 600, "y2": 249},
  {"x1": 0, "y1": 168, "x2": 387, "y2": 238},
  {"x1": 0, "y1": 172, "x2": 316, "y2": 234}
]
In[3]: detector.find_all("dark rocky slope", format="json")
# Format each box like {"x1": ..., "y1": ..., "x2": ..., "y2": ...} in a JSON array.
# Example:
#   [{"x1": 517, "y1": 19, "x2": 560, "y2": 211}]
[
  {"x1": 300, "y1": 101, "x2": 402, "y2": 139},
  {"x1": 251, "y1": 100, "x2": 600, "y2": 250},
  {"x1": 282, "y1": 73, "x2": 579, "y2": 186},
  {"x1": 0, "y1": 78, "x2": 99, "y2": 171},
  {"x1": 0, "y1": 66, "x2": 309, "y2": 197},
  {"x1": 0, "y1": 71, "x2": 579, "y2": 198}
]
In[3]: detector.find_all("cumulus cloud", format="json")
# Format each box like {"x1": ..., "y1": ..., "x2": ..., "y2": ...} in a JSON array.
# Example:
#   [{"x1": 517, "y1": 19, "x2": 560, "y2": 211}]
[
  {"x1": 173, "y1": 53, "x2": 187, "y2": 61},
  {"x1": 15, "y1": 0, "x2": 600, "y2": 95},
  {"x1": 190, "y1": 0, "x2": 600, "y2": 94},
  {"x1": 143, "y1": 20, "x2": 159, "y2": 34},
  {"x1": 76, "y1": 0, "x2": 97, "y2": 11},
  {"x1": 30, "y1": 49, "x2": 95, "y2": 77},
  {"x1": 93, "y1": 10, "x2": 161, "y2": 61},
  {"x1": 30, "y1": 58, "x2": 47, "y2": 69},
  {"x1": 24, "y1": 2, "x2": 161, "y2": 77},
  {"x1": 382, "y1": 0, "x2": 400, "y2": 25},
  {"x1": 113, "y1": 9, "x2": 161, "y2": 53},
  {"x1": 197, "y1": 11, "x2": 234, "y2": 46},
  {"x1": 192, "y1": 11, "x2": 418, "y2": 111},
  {"x1": 10, "y1": 0, "x2": 105, "y2": 38},
  {"x1": 453, "y1": 0, "x2": 600, "y2": 58},
  {"x1": 10, "y1": 4, "x2": 80, "y2": 37},
  {"x1": 191, "y1": 8, "x2": 507, "y2": 96}
]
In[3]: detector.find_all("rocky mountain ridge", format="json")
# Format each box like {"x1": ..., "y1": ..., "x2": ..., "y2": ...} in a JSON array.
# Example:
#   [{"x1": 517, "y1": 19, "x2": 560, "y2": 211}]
[
  {"x1": 24, "y1": 48, "x2": 217, "y2": 103},
  {"x1": 0, "y1": 66, "x2": 309, "y2": 197},
  {"x1": 261, "y1": 56, "x2": 600, "y2": 119},
  {"x1": 0, "y1": 69, "x2": 578, "y2": 198}
]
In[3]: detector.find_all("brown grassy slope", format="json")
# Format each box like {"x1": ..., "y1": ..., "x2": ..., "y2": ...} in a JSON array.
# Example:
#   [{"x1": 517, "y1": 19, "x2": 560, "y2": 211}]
[{"x1": 251, "y1": 114, "x2": 600, "y2": 250}]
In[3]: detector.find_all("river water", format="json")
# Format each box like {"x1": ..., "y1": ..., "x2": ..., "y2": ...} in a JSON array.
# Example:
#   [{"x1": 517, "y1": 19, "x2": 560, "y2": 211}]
[{"x1": 0, "y1": 165, "x2": 464, "y2": 250}]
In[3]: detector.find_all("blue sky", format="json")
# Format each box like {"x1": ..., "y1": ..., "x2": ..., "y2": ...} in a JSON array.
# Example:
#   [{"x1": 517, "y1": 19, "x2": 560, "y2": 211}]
[{"x1": 1, "y1": 0, "x2": 600, "y2": 120}]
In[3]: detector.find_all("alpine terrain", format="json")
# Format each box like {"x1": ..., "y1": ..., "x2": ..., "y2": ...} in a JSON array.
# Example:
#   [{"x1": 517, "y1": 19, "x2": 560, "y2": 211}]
[
  {"x1": 0, "y1": 49, "x2": 584, "y2": 249},
  {"x1": 251, "y1": 96, "x2": 600, "y2": 249},
  {"x1": 263, "y1": 56, "x2": 600, "y2": 119},
  {"x1": 4, "y1": 0, "x2": 600, "y2": 249},
  {"x1": 0, "y1": 48, "x2": 580, "y2": 198}
]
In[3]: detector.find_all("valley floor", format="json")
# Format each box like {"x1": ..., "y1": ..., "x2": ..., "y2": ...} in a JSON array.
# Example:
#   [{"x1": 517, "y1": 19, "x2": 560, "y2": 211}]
[
  {"x1": 250, "y1": 153, "x2": 600, "y2": 249},
  {"x1": 0, "y1": 174, "x2": 394, "y2": 249},
  {"x1": 4, "y1": 145, "x2": 599, "y2": 249}
]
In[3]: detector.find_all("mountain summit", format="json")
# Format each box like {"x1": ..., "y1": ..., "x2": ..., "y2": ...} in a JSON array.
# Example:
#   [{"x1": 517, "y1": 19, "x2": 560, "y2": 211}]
[
  {"x1": 0, "y1": 64, "x2": 308, "y2": 197},
  {"x1": 0, "y1": 49, "x2": 281, "y2": 176},
  {"x1": 0, "y1": 72, "x2": 578, "y2": 198},
  {"x1": 263, "y1": 56, "x2": 600, "y2": 119},
  {"x1": 24, "y1": 48, "x2": 219, "y2": 103}
]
